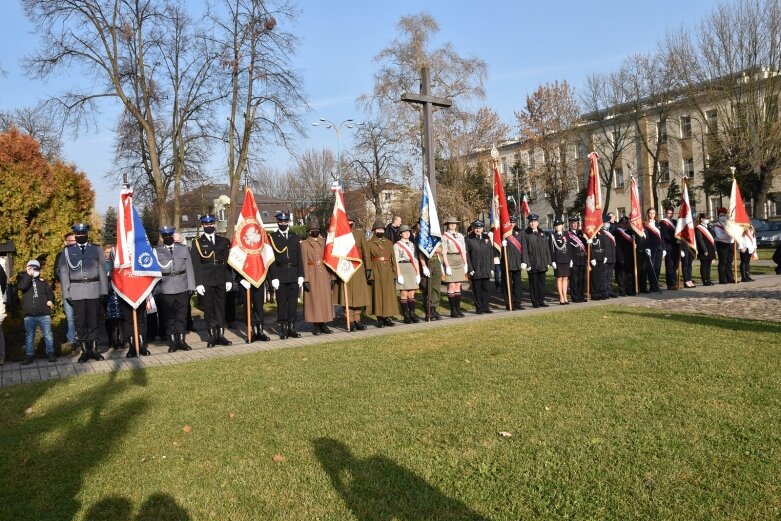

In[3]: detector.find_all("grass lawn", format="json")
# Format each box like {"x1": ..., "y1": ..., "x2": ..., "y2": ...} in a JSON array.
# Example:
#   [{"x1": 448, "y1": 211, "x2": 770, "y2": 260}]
[{"x1": 1, "y1": 307, "x2": 780, "y2": 520}]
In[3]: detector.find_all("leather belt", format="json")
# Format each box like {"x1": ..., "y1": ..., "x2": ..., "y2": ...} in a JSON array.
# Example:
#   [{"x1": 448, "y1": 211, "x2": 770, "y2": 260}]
[
  {"x1": 201, "y1": 259, "x2": 225, "y2": 264},
  {"x1": 72, "y1": 277, "x2": 99, "y2": 284},
  {"x1": 163, "y1": 270, "x2": 186, "y2": 277},
  {"x1": 307, "y1": 261, "x2": 323, "y2": 266},
  {"x1": 283, "y1": 262, "x2": 296, "y2": 268},
  {"x1": 398, "y1": 260, "x2": 411, "y2": 263},
  {"x1": 371, "y1": 257, "x2": 387, "y2": 261}
]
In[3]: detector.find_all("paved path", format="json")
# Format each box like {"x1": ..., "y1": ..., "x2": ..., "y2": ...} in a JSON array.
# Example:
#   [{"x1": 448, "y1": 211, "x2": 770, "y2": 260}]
[{"x1": 2, "y1": 274, "x2": 779, "y2": 388}]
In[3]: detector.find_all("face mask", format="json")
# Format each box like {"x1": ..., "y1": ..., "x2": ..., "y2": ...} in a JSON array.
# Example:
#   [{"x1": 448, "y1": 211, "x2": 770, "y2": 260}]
[
  {"x1": 603, "y1": 224, "x2": 610, "y2": 230},
  {"x1": 75, "y1": 235, "x2": 88, "y2": 245},
  {"x1": 163, "y1": 236, "x2": 175, "y2": 246},
  {"x1": 308, "y1": 231, "x2": 319, "y2": 238},
  {"x1": 702, "y1": 219, "x2": 710, "y2": 225},
  {"x1": 278, "y1": 224, "x2": 289, "y2": 232},
  {"x1": 375, "y1": 231, "x2": 385, "y2": 238},
  {"x1": 32, "y1": 270, "x2": 40, "y2": 278},
  {"x1": 203, "y1": 226, "x2": 216, "y2": 235}
]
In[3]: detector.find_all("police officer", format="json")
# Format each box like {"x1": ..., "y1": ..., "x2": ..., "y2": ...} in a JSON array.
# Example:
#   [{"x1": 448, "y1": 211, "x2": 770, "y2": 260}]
[
  {"x1": 465, "y1": 220, "x2": 494, "y2": 314},
  {"x1": 191, "y1": 215, "x2": 232, "y2": 347},
  {"x1": 155, "y1": 225, "x2": 195, "y2": 352},
  {"x1": 59, "y1": 223, "x2": 108, "y2": 363},
  {"x1": 268, "y1": 212, "x2": 304, "y2": 339},
  {"x1": 566, "y1": 215, "x2": 588, "y2": 303}
]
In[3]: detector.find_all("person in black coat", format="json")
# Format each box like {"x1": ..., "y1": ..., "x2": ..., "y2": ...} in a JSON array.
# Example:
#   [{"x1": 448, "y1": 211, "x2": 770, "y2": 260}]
[
  {"x1": 566, "y1": 216, "x2": 588, "y2": 302},
  {"x1": 640, "y1": 208, "x2": 663, "y2": 293},
  {"x1": 659, "y1": 208, "x2": 680, "y2": 289},
  {"x1": 694, "y1": 213, "x2": 717, "y2": 285},
  {"x1": 191, "y1": 214, "x2": 232, "y2": 347},
  {"x1": 549, "y1": 219, "x2": 571, "y2": 305},
  {"x1": 614, "y1": 216, "x2": 639, "y2": 296},
  {"x1": 18, "y1": 259, "x2": 56, "y2": 364},
  {"x1": 773, "y1": 240, "x2": 781, "y2": 275},
  {"x1": 597, "y1": 216, "x2": 618, "y2": 299},
  {"x1": 520, "y1": 214, "x2": 552, "y2": 308},
  {"x1": 268, "y1": 212, "x2": 304, "y2": 339},
  {"x1": 500, "y1": 217, "x2": 526, "y2": 310},
  {"x1": 465, "y1": 220, "x2": 494, "y2": 314}
]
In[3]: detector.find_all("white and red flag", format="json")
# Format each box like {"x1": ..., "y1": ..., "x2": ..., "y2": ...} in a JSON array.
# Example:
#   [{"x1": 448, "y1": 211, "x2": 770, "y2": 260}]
[
  {"x1": 228, "y1": 188, "x2": 275, "y2": 287},
  {"x1": 491, "y1": 165, "x2": 513, "y2": 252},
  {"x1": 583, "y1": 151, "x2": 603, "y2": 240},
  {"x1": 629, "y1": 175, "x2": 646, "y2": 238},
  {"x1": 324, "y1": 184, "x2": 362, "y2": 282},
  {"x1": 674, "y1": 176, "x2": 697, "y2": 254},
  {"x1": 726, "y1": 175, "x2": 751, "y2": 240},
  {"x1": 113, "y1": 187, "x2": 161, "y2": 308},
  {"x1": 521, "y1": 194, "x2": 530, "y2": 218}
]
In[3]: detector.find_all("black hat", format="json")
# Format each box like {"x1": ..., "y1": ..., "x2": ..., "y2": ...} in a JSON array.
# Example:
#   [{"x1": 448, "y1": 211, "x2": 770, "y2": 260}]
[
  {"x1": 276, "y1": 212, "x2": 291, "y2": 222},
  {"x1": 619, "y1": 216, "x2": 630, "y2": 223},
  {"x1": 528, "y1": 214, "x2": 539, "y2": 222},
  {"x1": 471, "y1": 220, "x2": 485, "y2": 228},
  {"x1": 553, "y1": 219, "x2": 564, "y2": 226},
  {"x1": 602, "y1": 215, "x2": 612, "y2": 223},
  {"x1": 568, "y1": 215, "x2": 580, "y2": 222},
  {"x1": 509, "y1": 216, "x2": 517, "y2": 223},
  {"x1": 72, "y1": 222, "x2": 89, "y2": 233}
]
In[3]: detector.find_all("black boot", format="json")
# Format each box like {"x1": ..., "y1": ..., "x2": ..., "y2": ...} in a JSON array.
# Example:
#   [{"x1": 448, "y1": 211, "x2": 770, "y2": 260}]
[
  {"x1": 376, "y1": 317, "x2": 385, "y2": 328},
  {"x1": 319, "y1": 323, "x2": 333, "y2": 334},
  {"x1": 216, "y1": 327, "x2": 232, "y2": 346},
  {"x1": 383, "y1": 316, "x2": 395, "y2": 327},
  {"x1": 137, "y1": 335, "x2": 151, "y2": 356},
  {"x1": 126, "y1": 337, "x2": 138, "y2": 358},
  {"x1": 431, "y1": 308, "x2": 442, "y2": 320},
  {"x1": 91, "y1": 341, "x2": 104, "y2": 361},
  {"x1": 408, "y1": 300, "x2": 421, "y2": 323},
  {"x1": 178, "y1": 333, "x2": 192, "y2": 351},
  {"x1": 168, "y1": 334, "x2": 178, "y2": 353},
  {"x1": 353, "y1": 320, "x2": 367, "y2": 331},
  {"x1": 312, "y1": 323, "x2": 321, "y2": 335},
  {"x1": 455, "y1": 295, "x2": 465, "y2": 317},
  {"x1": 206, "y1": 328, "x2": 216, "y2": 348},
  {"x1": 255, "y1": 325, "x2": 270, "y2": 342},
  {"x1": 449, "y1": 297, "x2": 458, "y2": 318},
  {"x1": 288, "y1": 323, "x2": 301, "y2": 338},
  {"x1": 278, "y1": 323, "x2": 288, "y2": 340},
  {"x1": 401, "y1": 301, "x2": 412, "y2": 324},
  {"x1": 77, "y1": 341, "x2": 90, "y2": 363}
]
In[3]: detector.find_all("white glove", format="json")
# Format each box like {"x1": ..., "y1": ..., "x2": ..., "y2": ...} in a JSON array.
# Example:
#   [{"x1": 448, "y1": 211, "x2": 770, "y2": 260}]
[
  {"x1": 502, "y1": 240, "x2": 507, "y2": 247},
  {"x1": 520, "y1": 262, "x2": 528, "y2": 270},
  {"x1": 645, "y1": 249, "x2": 651, "y2": 256},
  {"x1": 397, "y1": 274, "x2": 405, "y2": 285},
  {"x1": 297, "y1": 276, "x2": 304, "y2": 287},
  {"x1": 586, "y1": 239, "x2": 593, "y2": 244},
  {"x1": 681, "y1": 251, "x2": 686, "y2": 258},
  {"x1": 415, "y1": 274, "x2": 421, "y2": 284},
  {"x1": 662, "y1": 250, "x2": 667, "y2": 258},
  {"x1": 271, "y1": 279, "x2": 280, "y2": 290},
  {"x1": 590, "y1": 259, "x2": 597, "y2": 266},
  {"x1": 239, "y1": 279, "x2": 251, "y2": 290},
  {"x1": 445, "y1": 266, "x2": 453, "y2": 276},
  {"x1": 463, "y1": 265, "x2": 469, "y2": 275},
  {"x1": 422, "y1": 266, "x2": 430, "y2": 277},
  {"x1": 569, "y1": 260, "x2": 573, "y2": 268},
  {"x1": 526, "y1": 265, "x2": 532, "y2": 272},
  {"x1": 552, "y1": 262, "x2": 557, "y2": 270},
  {"x1": 225, "y1": 282, "x2": 232, "y2": 292},
  {"x1": 603, "y1": 257, "x2": 608, "y2": 264},
  {"x1": 196, "y1": 285, "x2": 206, "y2": 296}
]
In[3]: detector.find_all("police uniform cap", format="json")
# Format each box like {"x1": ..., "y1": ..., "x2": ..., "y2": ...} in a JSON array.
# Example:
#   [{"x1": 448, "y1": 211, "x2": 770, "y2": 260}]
[
  {"x1": 306, "y1": 219, "x2": 320, "y2": 231},
  {"x1": 71, "y1": 222, "x2": 90, "y2": 233},
  {"x1": 509, "y1": 216, "x2": 517, "y2": 223},
  {"x1": 276, "y1": 212, "x2": 291, "y2": 222},
  {"x1": 471, "y1": 220, "x2": 485, "y2": 228},
  {"x1": 568, "y1": 215, "x2": 580, "y2": 222},
  {"x1": 159, "y1": 225, "x2": 176, "y2": 235},
  {"x1": 200, "y1": 214, "x2": 216, "y2": 224},
  {"x1": 27, "y1": 259, "x2": 41, "y2": 268},
  {"x1": 528, "y1": 214, "x2": 540, "y2": 222},
  {"x1": 553, "y1": 219, "x2": 564, "y2": 226}
]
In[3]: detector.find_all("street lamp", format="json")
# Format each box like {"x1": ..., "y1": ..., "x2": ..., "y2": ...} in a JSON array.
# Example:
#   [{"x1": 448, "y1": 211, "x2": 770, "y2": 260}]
[{"x1": 312, "y1": 118, "x2": 356, "y2": 187}]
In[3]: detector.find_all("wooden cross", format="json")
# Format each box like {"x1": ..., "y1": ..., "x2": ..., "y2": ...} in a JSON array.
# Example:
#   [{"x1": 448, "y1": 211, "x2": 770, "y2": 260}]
[{"x1": 401, "y1": 66, "x2": 452, "y2": 200}]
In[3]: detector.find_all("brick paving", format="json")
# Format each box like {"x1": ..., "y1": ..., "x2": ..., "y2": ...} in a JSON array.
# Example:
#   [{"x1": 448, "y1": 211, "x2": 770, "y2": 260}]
[{"x1": 2, "y1": 273, "x2": 779, "y2": 388}]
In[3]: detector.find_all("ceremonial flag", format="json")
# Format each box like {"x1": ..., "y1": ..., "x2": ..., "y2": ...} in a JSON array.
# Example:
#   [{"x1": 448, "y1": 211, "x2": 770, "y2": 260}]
[
  {"x1": 324, "y1": 184, "x2": 362, "y2": 282},
  {"x1": 583, "y1": 151, "x2": 603, "y2": 240},
  {"x1": 521, "y1": 194, "x2": 530, "y2": 218},
  {"x1": 417, "y1": 176, "x2": 442, "y2": 258},
  {"x1": 674, "y1": 176, "x2": 697, "y2": 254},
  {"x1": 629, "y1": 175, "x2": 645, "y2": 237},
  {"x1": 112, "y1": 187, "x2": 161, "y2": 308},
  {"x1": 228, "y1": 188, "x2": 275, "y2": 287},
  {"x1": 726, "y1": 175, "x2": 751, "y2": 240},
  {"x1": 491, "y1": 165, "x2": 513, "y2": 252}
]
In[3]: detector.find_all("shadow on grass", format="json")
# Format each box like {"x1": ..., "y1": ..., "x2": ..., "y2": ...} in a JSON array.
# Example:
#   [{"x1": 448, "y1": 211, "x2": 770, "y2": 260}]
[
  {"x1": 0, "y1": 368, "x2": 150, "y2": 520},
  {"x1": 313, "y1": 438, "x2": 489, "y2": 521},
  {"x1": 83, "y1": 492, "x2": 190, "y2": 521},
  {"x1": 610, "y1": 309, "x2": 781, "y2": 334}
]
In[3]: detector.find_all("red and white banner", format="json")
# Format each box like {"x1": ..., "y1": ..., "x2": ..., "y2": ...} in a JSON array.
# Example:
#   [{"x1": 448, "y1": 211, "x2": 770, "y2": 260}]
[
  {"x1": 324, "y1": 185, "x2": 362, "y2": 282},
  {"x1": 491, "y1": 165, "x2": 513, "y2": 252},
  {"x1": 228, "y1": 188, "x2": 275, "y2": 287},
  {"x1": 583, "y1": 151, "x2": 602, "y2": 240},
  {"x1": 726, "y1": 176, "x2": 751, "y2": 241},
  {"x1": 521, "y1": 194, "x2": 530, "y2": 218},
  {"x1": 629, "y1": 176, "x2": 645, "y2": 238},
  {"x1": 675, "y1": 176, "x2": 697, "y2": 254}
]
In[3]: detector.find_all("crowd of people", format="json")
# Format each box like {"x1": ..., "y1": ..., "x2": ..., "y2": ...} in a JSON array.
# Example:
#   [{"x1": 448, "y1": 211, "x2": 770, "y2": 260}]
[{"x1": 0, "y1": 205, "x2": 778, "y2": 366}]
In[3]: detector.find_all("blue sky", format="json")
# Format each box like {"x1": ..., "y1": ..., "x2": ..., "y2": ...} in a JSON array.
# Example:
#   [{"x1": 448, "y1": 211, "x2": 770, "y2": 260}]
[{"x1": 0, "y1": 0, "x2": 721, "y2": 212}]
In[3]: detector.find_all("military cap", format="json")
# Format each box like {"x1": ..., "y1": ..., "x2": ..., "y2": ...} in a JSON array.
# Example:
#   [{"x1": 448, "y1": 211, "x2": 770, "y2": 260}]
[
  {"x1": 603, "y1": 215, "x2": 612, "y2": 223},
  {"x1": 372, "y1": 220, "x2": 385, "y2": 230},
  {"x1": 200, "y1": 214, "x2": 216, "y2": 224},
  {"x1": 553, "y1": 218, "x2": 564, "y2": 226},
  {"x1": 306, "y1": 219, "x2": 320, "y2": 231},
  {"x1": 276, "y1": 211, "x2": 291, "y2": 222},
  {"x1": 568, "y1": 215, "x2": 580, "y2": 222},
  {"x1": 528, "y1": 214, "x2": 540, "y2": 222},
  {"x1": 619, "y1": 216, "x2": 630, "y2": 223},
  {"x1": 159, "y1": 225, "x2": 176, "y2": 235},
  {"x1": 71, "y1": 222, "x2": 90, "y2": 233},
  {"x1": 509, "y1": 215, "x2": 517, "y2": 223},
  {"x1": 471, "y1": 220, "x2": 485, "y2": 228}
]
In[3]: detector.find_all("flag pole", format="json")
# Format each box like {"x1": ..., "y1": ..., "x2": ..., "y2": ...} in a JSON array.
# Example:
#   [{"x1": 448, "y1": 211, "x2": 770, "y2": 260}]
[
  {"x1": 586, "y1": 243, "x2": 591, "y2": 302},
  {"x1": 132, "y1": 308, "x2": 139, "y2": 357},
  {"x1": 343, "y1": 283, "x2": 351, "y2": 332},
  {"x1": 733, "y1": 243, "x2": 738, "y2": 284},
  {"x1": 246, "y1": 286, "x2": 252, "y2": 343},
  {"x1": 678, "y1": 255, "x2": 682, "y2": 288},
  {"x1": 503, "y1": 244, "x2": 512, "y2": 311},
  {"x1": 425, "y1": 261, "x2": 433, "y2": 321},
  {"x1": 632, "y1": 237, "x2": 639, "y2": 295}
]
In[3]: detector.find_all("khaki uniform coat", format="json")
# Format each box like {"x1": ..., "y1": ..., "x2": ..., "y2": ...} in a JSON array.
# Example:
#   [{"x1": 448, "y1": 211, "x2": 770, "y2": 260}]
[
  {"x1": 366, "y1": 235, "x2": 399, "y2": 316},
  {"x1": 333, "y1": 228, "x2": 373, "y2": 313},
  {"x1": 441, "y1": 231, "x2": 467, "y2": 283},
  {"x1": 301, "y1": 237, "x2": 334, "y2": 323}
]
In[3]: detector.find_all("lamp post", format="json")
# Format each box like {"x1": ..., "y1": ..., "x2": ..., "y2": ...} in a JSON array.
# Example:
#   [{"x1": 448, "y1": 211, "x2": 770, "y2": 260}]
[{"x1": 312, "y1": 118, "x2": 356, "y2": 187}]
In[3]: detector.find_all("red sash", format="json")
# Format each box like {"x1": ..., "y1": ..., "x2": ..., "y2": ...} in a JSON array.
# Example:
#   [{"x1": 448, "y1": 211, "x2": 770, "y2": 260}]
[
  {"x1": 567, "y1": 231, "x2": 585, "y2": 251},
  {"x1": 660, "y1": 218, "x2": 676, "y2": 231},
  {"x1": 697, "y1": 225, "x2": 716, "y2": 247},
  {"x1": 395, "y1": 240, "x2": 419, "y2": 274},
  {"x1": 616, "y1": 228, "x2": 633, "y2": 242},
  {"x1": 602, "y1": 230, "x2": 616, "y2": 244},
  {"x1": 443, "y1": 232, "x2": 466, "y2": 261},
  {"x1": 506, "y1": 234, "x2": 523, "y2": 254},
  {"x1": 645, "y1": 223, "x2": 661, "y2": 240}
]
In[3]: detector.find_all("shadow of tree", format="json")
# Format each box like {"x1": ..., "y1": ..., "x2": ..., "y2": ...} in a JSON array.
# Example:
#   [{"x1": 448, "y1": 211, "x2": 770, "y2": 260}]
[
  {"x1": 83, "y1": 492, "x2": 191, "y2": 521},
  {"x1": 313, "y1": 438, "x2": 490, "y2": 521},
  {"x1": 0, "y1": 368, "x2": 150, "y2": 520},
  {"x1": 610, "y1": 309, "x2": 781, "y2": 334}
]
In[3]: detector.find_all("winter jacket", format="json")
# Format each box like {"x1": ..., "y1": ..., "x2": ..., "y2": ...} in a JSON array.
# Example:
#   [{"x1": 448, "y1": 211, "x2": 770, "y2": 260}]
[{"x1": 18, "y1": 272, "x2": 54, "y2": 316}]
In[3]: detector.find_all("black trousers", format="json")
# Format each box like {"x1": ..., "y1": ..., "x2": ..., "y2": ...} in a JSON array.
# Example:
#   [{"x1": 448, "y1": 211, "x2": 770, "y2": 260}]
[
  {"x1": 504, "y1": 270, "x2": 523, "y2": 309},
  {"x1": 276, "y1": 282, "x2": 298, "y2": 324},
  {"x1": 249, "y1": 284, "x2": 266, "y2": 326},
  {"x1": 73, "y1": 298, "x2": 101, "y2": 342},
  {"x1": 601, "y1": 263, "x2": 615, "y2": 297},
  {"x1": 664, "y1": 246, "x2": 680, "y2": 286},
  {"x1": 700, "y1": 259, "x2": 713, "y2": 283},
  {"x1": 617, "y1": 263, "x2": 636, "y2": 295},
  {"x1": 589, "y1": 263, "x2": 604, "y2": 297},
  {"x1": 158, "y1": 292, "x2": 188, "y2": 335},
  {"x1": 120, "y1": 299, "x2": 147, "y2": 339},
  {"x1": 471, "y1": 277, "x2": 490, "y2": 312},
  {"x1": 202, "y1": 285, "x2": 227, "y2": 328},
  {"x1": 641, "y1": 250, "x2": 662, "y2": 291},
  {"x1": 739, "y1": 251, "x2": 752, "y2": 280},
  {"x1": 569, "y1": 264, "x2": 586, "y2": 301},
  {"x1": 716, "y1": 242, "x2": 735, "y2": 282},
  {"x1": 681, "y1": 251, "x2": 693, "y2": 282},
  {"x1": 528, "y1": 270, "x2": 546, "y2": 305},
  {"x1": 225, "y1": 291, "x2": 237, "y2": 324}
]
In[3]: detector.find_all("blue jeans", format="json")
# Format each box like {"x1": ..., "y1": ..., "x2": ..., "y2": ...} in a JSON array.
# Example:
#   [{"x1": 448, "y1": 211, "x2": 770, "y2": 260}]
[
  {"x1": 24, "y1": 315, "x2": 54, "y2": 356},
  {"x1": 63, "y1": 297, "x2": 76, "y2": 343}
]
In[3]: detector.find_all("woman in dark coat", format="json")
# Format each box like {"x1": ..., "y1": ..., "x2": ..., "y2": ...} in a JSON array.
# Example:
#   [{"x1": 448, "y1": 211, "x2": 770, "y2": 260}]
[
  {"x1": 549, "y1": 219, "x2": 572, "y2": 304},
  {"x1": 694, "y1": 213, "x2": 717, "y2": 286}
]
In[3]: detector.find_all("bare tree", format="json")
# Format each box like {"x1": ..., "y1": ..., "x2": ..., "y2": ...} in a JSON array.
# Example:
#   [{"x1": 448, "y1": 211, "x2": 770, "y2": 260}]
[{"x1": 0, "y1": 105, "x2": 64, "y2": 160}]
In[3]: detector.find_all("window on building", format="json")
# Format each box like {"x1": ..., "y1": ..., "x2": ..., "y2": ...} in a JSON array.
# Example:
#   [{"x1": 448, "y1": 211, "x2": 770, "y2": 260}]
[
  {"x1": 501, "y1": 157, "x2": 507, "y2": 174},
  {"x1": 614, "y1": 168, "x2": 625, "y2": 188},
  {"x1": 384, "y1": 192, "x2": 392, "y2": 201},
  {"x1": 706, "y1": 109, "x2": 718, "y2": 134},
  {"x1": 773, "y1": 195, "x2": 781, "y2": 217},
  {"x1": 617, "y1": 207, "x2": 626, "y2": 218},
  {"x1": 217, "y1": 209, "x2": 225, "y2": 221},
  {"x1": 732, "y1": 102, "x2": 747, "y2": 128},
  {"x1": 577, "y1": 142, "x2": 587, "y2": 160},
  {"x1": 684, "y1": 157, "x2": 695, "y2": 179},
  {"x1": 546, "y1": 214, "x2": 554, "y2": 228},
  {"x1": 528, "y1": 151, "x2": 535, "y2": 169},
  {"x1": 681, "y1": 116, "x2": 692, "y2": 138},
  {"x1": 181, "y1": 215, "x2": 188, "y2": 222},
  {"x1": 261, "y1": 211, "x2": 269, "y2": 219},
  {"x1": 657, "y1": 121, "x2": 667, "y2": 143},
  {"x1": 710, "y1": 197, "x2": 721, "y2": 219},
  {"x1": 659, "y1": 161, "x2": 670, "y2": 182}
]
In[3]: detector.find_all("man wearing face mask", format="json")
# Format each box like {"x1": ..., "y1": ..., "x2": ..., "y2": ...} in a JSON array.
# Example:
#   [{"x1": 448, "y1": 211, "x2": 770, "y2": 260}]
[
  {"x1": 191, "y1": 214, "x2": 232, "y2": 347},
  {"x1": 268, "y1": 212, "x2": 304, "y2": 339},
  {"x1": 695, "y1": 213, "x2": 716, "y2": 285},
  {"x1": 301, "y1": 219, "x2": 335, "y2": 334},
  {"x1": 367, "y1": 219, "x2": 399, "y2": 327},
  {"x1": 712, "y1": 207, "x2": 735, "y2": 283},
  {"x1": 59, "y1": 222, "x2": 108, "y2": 362},
  {"x1": 155, "y1": 225, "x2": 195, "y2": 352}
]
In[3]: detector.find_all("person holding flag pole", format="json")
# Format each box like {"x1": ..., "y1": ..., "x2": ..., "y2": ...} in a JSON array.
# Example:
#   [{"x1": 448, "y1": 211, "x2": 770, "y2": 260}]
[
  {"x1": 583, "y1": 152, "x2": 603, "y2": 301},
  {"x1": 416, "y1": 176, "x2": 443, "y2": 321},
  {"x1": 628, "y1": 175, "x2": 647, "y2": 294},
  {"x1": 489, "y1": 147, "x2": 514, "y2": 310},
  {"x1": 674, "y1": 176, "x2": 698, "y2": 289},
  {"x1": 228, "y1": 187, "x2": 275, "y2": 343},
  {"x1": 725, "y1": 167, "x2": 752, "y2": 284},
  {"x1": 153, "y1": 225, "x2": 195, "y2": 352}
]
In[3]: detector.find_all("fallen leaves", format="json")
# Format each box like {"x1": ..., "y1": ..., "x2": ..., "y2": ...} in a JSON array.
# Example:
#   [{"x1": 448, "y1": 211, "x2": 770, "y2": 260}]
[
  {"x1": 498, "y1": 431, "x2": 512, "y2": 438},
  {"x1": 229, "y1": 412, "x2": 236, "y2": 419},
  {"x1": 24, "y1": 407, "x2": 33, "y2": 415},
  {"x1": 182, "y1": 425, "x2": 192, "y2": 433},
  {"x1": 272, "y1": 454, "x2": 285, "y2": 463}
]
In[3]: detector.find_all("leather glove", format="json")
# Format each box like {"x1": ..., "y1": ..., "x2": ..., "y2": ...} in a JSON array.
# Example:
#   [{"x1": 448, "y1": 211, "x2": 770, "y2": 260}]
[
  {"x1": 303, "y1": 281, "x2": 311, "y2": 292},
  {"x1": 586, "y1": 239, "x2": 593, "y2": 244},
  {"x1": 239, "y1": 279, "x2": 251, "y2": 290},
  {"x1": 271, "y1": 279, "x2": 280, "y2": 290},
  {"x1": 444, "y1": 266, "x2": 452, "y2": 276},
  {"x1": 681, "y1": 251, "x2": 686, "y2": 258},
  {"x1": 552, "y1": 262, "x2": 557, "y2": 270},
  {"x1": 569, "y1": 260, "x2": 573, "y2": 268},
  {"x1": 225, "y1": 282, "x2": 232, "y2": 292},
  {"x1": 645, "y1": 249, "x2": 651, "y2": 256},
  {"x1": 397, "y1": 274, "x2": 405, "y2": 285},
  {"x1": 603, "y1": 257, "x2": 608, "y2": 264},
  {"x1": 590, "y1": 259, "x2": 597, "y2": 266},
  {"x1": 422, "y1": 266, "x2": 430, "y2": 277},
  {"x1": 297, "y1": 276, "x2": 304, "y2": 287},
  {"x1": 196, "y1": 285, "x2": 206, "y2": 296},
  {"x1": 365, "y1": 269, "x2": 372, "y2": 282},
  {"x1": 415, "y1": 274, "x2": 421, "y2": 285},
  {"x1": 520, "y1": 263, "x2": 528, "y2": 270}
]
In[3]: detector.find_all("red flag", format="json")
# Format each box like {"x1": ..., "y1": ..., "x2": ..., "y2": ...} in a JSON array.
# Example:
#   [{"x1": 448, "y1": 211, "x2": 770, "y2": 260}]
[
  {"x1": 228, "y1": 188, "x2": 275, "y2": 286},
  {"x1": 583, "y1": 151, "x2": 602, "y2": 240},
  {"x1": 521, "y1": 194, "x2": 530, "y2": 218},
  {"x1": 675, "y1": 176, "x2": 697, "y2": 254},
  {"x1": 726, "y1": 176, "x2": 751, "y2": 240},
  {"x1": 324, "y1": 185, "x2": 362, "y2": 282},
  {"x1": 491, "y1": 166, "x2": 513, "y2": 252},
  {"x1": 629, "y1": 176, "x2": 645, "y2": 237}
]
